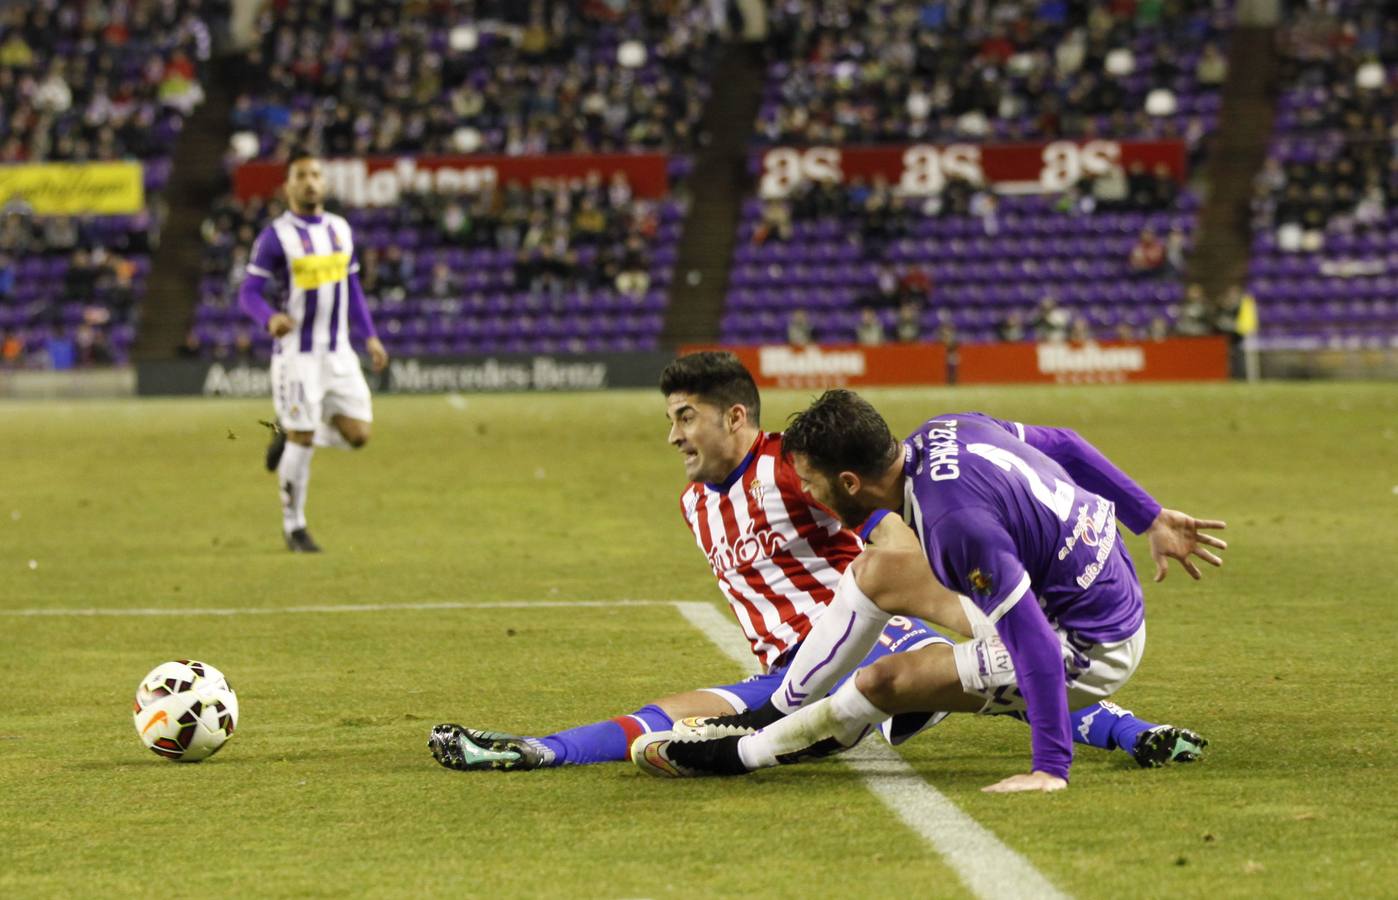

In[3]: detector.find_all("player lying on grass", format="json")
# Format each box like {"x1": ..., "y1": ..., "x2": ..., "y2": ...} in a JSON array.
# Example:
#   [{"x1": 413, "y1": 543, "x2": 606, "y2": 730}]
[
  {"x1": 632, "y1": 389, "x2": 1225, "y2": 792},
  {"x1": 429, "y1": 353, "x2": 1205, "y2": 771}
]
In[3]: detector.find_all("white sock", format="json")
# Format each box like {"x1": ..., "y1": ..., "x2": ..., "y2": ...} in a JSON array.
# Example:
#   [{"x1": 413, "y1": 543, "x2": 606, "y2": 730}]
[
  {"x1": 277, "y1": 442, "x2": 314, "y2": 533},
  {"x1": 313, "y1": 422, "x2": 349, "y2": 449},
  {"x1": 770, "y1": 566, "x2": 891, "y2": 714},
  {"x1": 737, "y1": 680, "x2": 889, "y2": 770},
  {"x1": 829, "y1": 678, "x2": 889, "y2": 732}
]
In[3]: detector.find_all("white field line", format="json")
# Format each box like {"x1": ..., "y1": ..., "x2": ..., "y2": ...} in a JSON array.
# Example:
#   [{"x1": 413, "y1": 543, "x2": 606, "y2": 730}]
[
  {"x1": 672, "y1": 601, "x2": 1070, "y2": 900},
  {"x1": 6, "y1": 595, "x2": 1068, "y2": 899},
  {"x1": 0, "y1": 599, "x2": 676, "y2": 617}
]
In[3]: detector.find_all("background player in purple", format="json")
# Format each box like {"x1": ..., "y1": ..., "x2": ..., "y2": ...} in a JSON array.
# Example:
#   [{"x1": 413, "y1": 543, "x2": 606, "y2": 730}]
[
  {"x1": 238, "y1": 150, "x2": 388, "y2": 552},
  {"x1": 634, "y1": 389, "x2": 1223, "y2": 792}
]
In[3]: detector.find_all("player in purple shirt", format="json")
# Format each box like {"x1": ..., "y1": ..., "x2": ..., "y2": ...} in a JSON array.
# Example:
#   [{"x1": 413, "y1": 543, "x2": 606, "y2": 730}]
[
  {"x1": 633, "y1": 390, "x2": 1225, "y2": 792},
  {"x1": 237, "y1": 150, "x2": 388, "y2": 552}
]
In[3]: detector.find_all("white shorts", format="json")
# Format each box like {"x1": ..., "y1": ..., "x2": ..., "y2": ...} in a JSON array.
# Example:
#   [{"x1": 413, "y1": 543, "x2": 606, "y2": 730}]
[
  {"x1": 271, "y1": 351, "x2": 373, "y2": 433},
  {"x1": 952, "y1": 595, "x2": 1145, "y2": 714}
]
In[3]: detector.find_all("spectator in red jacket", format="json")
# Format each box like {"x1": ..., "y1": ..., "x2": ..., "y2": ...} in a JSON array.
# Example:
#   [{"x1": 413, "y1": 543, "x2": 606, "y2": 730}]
[{"x1": 1128, "y1": 227, "x2": 1167, "y2": 278}]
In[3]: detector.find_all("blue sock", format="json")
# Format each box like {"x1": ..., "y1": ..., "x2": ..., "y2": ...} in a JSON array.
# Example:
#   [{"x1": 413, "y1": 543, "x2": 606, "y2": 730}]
[
  {"x1": 534, "y1": 704, "x2": 673, "y2": 766},
  {"x1": 1070, "y1": 701, "x2": 1155, "y2": 754}
]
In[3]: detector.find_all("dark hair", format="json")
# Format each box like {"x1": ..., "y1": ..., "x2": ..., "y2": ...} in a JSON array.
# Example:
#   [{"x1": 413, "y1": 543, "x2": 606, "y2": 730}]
[
  {"x1": 286, "y1": 147, "x2": 318, "y2": 177},
  {"x1": 783, "y1": 389, "x2": 899, "y2": 477},
  {"x1": 659, "y1": 352, "x2": 761, "y2": 426}
]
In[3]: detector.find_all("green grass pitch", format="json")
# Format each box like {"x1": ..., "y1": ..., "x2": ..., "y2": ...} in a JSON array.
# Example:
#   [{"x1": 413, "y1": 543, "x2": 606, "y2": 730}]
[{"x1": 1, "y1": 383, "x2": 1395, "y2": 898}]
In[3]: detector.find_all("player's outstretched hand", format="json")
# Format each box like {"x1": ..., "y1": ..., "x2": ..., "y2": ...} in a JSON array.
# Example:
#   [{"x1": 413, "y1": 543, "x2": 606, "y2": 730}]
[
  {"x1": 982, "y1": 772, "x2": 1068, "y2": 794},
  {"x1": 267, "y1": 313, "x2": 293, "y2": 338},
  {"x1": 1147, "y1": 508, "x2": 1227, "y2": 582},
  {"x1": 366, "y1": 337, "x2": 389, "y2": 373}
]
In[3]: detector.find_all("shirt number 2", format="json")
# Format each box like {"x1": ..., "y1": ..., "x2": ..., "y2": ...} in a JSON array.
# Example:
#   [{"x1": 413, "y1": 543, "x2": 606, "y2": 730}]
[{"x1": 967, "y1": 443, "x2": 1075, "y2": 522}]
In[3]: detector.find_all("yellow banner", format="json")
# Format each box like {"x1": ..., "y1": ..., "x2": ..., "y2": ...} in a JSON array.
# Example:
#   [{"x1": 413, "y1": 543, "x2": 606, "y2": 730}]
[{"x1": 0, "y1": 162, "x2": 145, "y2": 215}]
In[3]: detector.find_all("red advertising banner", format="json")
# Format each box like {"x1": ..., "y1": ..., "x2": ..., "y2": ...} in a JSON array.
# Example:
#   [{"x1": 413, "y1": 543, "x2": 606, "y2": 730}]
[
  {"x1": 233, "y1": 153, "x2": 671, "y2": 205},
  {"x1": 679, "y1": 337, "x2": 1226, "y2": 388},
  {"x1": 758, "y1": 140, "x2": 1186, "y2": 198},
  {"x1": 957, "y1": 337, "x2": 1230, "y2": 385},
  {"x1": 678, "y1": 343, "x2": 948, "y2": 389}
]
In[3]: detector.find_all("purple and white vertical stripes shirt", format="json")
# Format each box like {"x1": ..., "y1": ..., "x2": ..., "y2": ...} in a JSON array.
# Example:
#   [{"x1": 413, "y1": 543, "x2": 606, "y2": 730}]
[{"x1": 239, "y1": 211, "x2": 376, "y2": 356}]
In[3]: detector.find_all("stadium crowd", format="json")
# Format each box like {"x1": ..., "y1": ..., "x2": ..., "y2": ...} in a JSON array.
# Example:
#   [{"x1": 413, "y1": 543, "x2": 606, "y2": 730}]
[
  {"x1": 757, "y1": 163, "x2": 1184, "y2": 256},
  {"x1": 1254, "y1": 5, "x2": 1395, "y2": 251},
  {"x1": 777, "y1": 273, "x2": 1245, "y2": 351},
  {"x1": 230, "y1": 0, "x2": 722, "y2": 161},
  {"x1": 0, "y1": 0, "x2": 224, "y2": 163},
  {"x1": 0, "y1": 0, "x2": 229, "y2": 368},
  {"x1": 754, "y1": 0, "x2": 1227, "y2": 147},
  {"x1": 13, "y1": 0, "x2": 1389, "y2": 368},
  {"x1": 1245, "y1": 0, "x2": 1397, "y2": 346},
  {"x1": 719, "y1": 0, "x2": 1239, "y2": 350},
  {"x1": 727, "y1": 163, "x2": 1208, "y2": 347},
  {"x1": 192, "y1": 170, "x2": 677, "y2": 359},
  {"x1": 1273, "y1": 2, "x2": 1394, "y2": 137}
]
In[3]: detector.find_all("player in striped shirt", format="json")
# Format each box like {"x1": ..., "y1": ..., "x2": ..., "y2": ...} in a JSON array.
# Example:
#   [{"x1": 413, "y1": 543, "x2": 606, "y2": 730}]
[
  {"x1": 238, "y1": 149, "x2": 388, "y2": 553},
  {"x1": 430, "y1": 353, "x2": 1194, "y2": 772}
]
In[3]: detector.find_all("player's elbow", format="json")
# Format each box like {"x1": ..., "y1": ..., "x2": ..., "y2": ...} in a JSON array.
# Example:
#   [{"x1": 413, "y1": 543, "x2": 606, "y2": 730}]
[
  {"x1": 1052, "y1": 426, "x2": 1087, "y2": 457},
  {"x1": 1027, "y1": 424, "x2": 1078, "y2": 451}
]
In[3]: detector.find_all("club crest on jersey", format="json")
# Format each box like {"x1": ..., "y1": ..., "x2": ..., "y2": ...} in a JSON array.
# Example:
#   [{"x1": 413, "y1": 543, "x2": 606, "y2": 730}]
[
  {"x1": 749, "y1": 479, "x2": 766, "y2": 507},
  {"x1": 968, "y1": 568, "x2": 994, "y2": 595}
]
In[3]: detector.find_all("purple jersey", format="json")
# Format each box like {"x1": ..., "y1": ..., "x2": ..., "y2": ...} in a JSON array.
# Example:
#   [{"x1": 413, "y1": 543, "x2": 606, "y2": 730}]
[{"x1": 900, "y1": 412, "x2": 1159, "y2": 779}]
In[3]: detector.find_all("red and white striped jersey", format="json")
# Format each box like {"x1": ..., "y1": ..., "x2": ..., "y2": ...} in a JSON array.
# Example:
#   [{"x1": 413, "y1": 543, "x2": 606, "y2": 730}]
[{"x1": 680, "y1": 432, "x2": 861, "y2": 670}]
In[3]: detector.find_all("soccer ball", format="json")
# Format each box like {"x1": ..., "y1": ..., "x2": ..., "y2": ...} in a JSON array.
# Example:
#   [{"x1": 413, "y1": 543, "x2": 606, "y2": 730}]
[{"x1": 132, "y1": 660, "x2": 238, "y2": 762}]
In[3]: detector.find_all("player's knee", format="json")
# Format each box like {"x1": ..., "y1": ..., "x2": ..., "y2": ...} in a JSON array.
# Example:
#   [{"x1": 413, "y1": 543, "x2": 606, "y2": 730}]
[
  {"x1": 850, "y1": 549, "x2": 913, "y2": 614},
  {"x1": 854, "y1": 657, "x2": 907, "y2": 710},
  {"x1": 288, "y1": 431, "x2": 315, "y2": 447},
  {"x1": 338, "y1": 421, "x2": 370, "y2": 448}
]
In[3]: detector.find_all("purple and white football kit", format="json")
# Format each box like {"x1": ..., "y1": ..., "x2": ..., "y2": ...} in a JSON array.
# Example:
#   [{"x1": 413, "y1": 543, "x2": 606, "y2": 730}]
[
  {"x1": 240, "y1": 211, "x2": 378, "y2": 431},
  {"x1": 237, "y1": 210, "x2": 380, "y2": 542},
  {"x1": 903, "y1": 413, "x2": 1158, "y2": 780}
]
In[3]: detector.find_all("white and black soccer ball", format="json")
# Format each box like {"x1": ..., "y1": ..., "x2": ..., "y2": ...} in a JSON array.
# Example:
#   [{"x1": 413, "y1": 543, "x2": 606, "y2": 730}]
[{"x1": 132, "y1": 660, "x2": 238, "y2": 762}]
